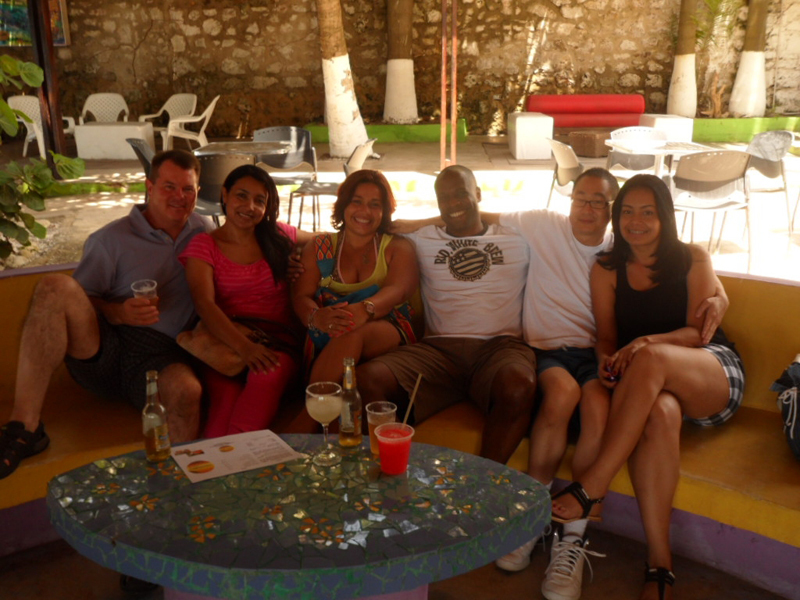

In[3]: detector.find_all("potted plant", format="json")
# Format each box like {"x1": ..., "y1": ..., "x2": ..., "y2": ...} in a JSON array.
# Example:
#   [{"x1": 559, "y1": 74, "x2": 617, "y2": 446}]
[{"x1": 0, "y1": 55, "x2": 84, "y2": 261}]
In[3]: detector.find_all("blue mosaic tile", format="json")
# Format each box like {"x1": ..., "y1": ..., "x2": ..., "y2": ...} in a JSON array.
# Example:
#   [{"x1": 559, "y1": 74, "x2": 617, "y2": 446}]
[{"x1": 48, "y1": 434, "x2": 549, "y2": 599}]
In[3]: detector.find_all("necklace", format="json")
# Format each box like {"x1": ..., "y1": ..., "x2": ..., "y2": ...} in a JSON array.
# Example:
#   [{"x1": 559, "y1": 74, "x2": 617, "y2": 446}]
[{"x1": 336, "y1": 231, "x2": 379, "y2": 283}]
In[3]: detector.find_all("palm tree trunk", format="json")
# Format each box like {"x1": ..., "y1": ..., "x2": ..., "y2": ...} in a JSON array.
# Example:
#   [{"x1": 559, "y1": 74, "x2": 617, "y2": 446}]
[
  {"x1": 667, "y1": 0, "x2": 698, "y2": 117},
  {"x1": 729, "y1": 0, "x2": 768, "y2": 117},
  {"x1": 384, "y1": 0, "x2": 418, "y2": 124},
  {"x1": 316, "y1": 0, "x2": 368, "y2": 157}
]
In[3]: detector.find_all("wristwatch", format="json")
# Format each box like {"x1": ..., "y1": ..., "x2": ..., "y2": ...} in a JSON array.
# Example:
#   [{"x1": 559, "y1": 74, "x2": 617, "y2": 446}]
[{"x1": 362, "y1": 300, "x2": 376, "y2": 321}]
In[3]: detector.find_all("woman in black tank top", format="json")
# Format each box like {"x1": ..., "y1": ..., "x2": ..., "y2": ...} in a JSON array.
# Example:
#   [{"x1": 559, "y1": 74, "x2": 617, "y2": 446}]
[{"x1": 551, "y1": 175, "x2": 744, "y2": 600}]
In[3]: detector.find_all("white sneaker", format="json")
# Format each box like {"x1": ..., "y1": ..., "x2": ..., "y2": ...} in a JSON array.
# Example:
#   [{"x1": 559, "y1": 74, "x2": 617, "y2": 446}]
[
  {"x1": 541, "y1": 533, "x2": 605, "y2": 600},
  {"x1": 495, "y1": 537, "x2": 537, "y2": 572},
  {"x1": 495, "y1": 524, "x2": 552, "y2": 572}
]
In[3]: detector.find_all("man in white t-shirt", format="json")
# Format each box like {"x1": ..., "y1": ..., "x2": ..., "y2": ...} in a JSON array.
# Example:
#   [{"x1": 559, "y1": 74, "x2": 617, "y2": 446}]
[
  {"x1": 491, "y1": 169, "x2": 728, "y2": 600},
  {"x1": 357, "y1": 165, "x2": 537, "y2": 465},
  {"x1": 488, "y1": 169, "x2": 619, "y2": 591}
]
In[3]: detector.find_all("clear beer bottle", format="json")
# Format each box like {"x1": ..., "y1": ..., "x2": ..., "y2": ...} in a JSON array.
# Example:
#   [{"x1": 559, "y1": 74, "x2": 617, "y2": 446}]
[
  {"x1": 142, "y1": 370, "x2": 171, "y2": 462},
  {"x1": 339, "y1": 357, "x2": 363, "y2": 447}
]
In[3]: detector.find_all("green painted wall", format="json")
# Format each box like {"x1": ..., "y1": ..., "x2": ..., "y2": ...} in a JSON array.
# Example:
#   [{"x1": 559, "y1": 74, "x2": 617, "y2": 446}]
[{"x1": 693, "y1": 117, "x2": 800, "y2": 143}]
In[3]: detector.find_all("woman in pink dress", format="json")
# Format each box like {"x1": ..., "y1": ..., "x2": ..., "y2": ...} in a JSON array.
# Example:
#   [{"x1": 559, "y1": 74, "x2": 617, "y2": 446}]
[{"x1": 180, "y1": 165, "x2": 312, "y2": 437}]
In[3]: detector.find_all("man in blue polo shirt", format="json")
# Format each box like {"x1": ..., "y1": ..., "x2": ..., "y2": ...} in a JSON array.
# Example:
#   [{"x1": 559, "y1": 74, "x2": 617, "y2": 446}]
[{"x1": 1, "y1": 149, "x2": 213, "y2": 480}]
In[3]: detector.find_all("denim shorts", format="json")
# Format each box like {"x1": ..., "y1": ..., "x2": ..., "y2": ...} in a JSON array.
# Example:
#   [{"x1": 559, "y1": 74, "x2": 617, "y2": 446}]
[{"x1": 534, "y1": 346, "x2": 599, "y2": 388}]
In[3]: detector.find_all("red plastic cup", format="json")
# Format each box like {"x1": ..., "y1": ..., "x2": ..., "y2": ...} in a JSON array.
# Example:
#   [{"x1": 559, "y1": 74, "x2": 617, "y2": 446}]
[{"x1": 375, "y1": 423, "x2": 414, "y2": 475}]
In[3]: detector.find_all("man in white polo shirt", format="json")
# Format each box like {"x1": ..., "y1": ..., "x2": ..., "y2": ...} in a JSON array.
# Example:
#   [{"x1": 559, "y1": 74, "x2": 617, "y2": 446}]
[{"x1": 358, "y1": 165, "x2": 537, "y2": 465}]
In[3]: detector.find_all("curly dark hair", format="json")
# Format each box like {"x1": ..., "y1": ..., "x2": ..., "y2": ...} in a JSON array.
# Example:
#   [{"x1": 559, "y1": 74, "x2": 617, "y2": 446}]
[
  {"x1": 598, "y1": 174, "x2": 691, "y2": 284},
  {"x1": 330, "y1": 170, "x2": 396, "y2": 233},
  {"x1": 221, "y1": 165, "x2": 293, "y2": 282}
]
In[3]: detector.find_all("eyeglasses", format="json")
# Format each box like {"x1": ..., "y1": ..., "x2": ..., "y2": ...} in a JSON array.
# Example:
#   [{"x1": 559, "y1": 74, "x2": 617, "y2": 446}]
[{"x1": 571, "y1": 199, "x2": 610, "y2": 209}]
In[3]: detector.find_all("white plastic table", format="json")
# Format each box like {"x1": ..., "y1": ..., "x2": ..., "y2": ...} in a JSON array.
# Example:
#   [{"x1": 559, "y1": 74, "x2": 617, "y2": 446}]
[
  {"x1": 605, "y1": 139, "x2": 712, "y2": 176},
  {"x1": 74, "y1": 122, "x2": 155, "y2": 160}
]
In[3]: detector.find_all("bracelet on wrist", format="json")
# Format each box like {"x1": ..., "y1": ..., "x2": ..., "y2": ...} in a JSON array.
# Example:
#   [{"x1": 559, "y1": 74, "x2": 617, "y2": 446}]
[{"x1": 307, "y1": 307, "x2": 320, "y2": 332}]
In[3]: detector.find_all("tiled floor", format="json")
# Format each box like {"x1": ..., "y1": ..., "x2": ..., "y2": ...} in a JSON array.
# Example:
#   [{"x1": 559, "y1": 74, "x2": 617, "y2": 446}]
[{"x1": 0, "y1": 527, "x2": 784, "y2": 600}]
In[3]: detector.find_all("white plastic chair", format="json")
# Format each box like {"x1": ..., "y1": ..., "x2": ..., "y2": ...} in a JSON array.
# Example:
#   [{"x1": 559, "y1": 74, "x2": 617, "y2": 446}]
[
  {"x1": 165, "y1": 95, "x2": 220, "y2": 150},
  {"x1": 7, "y1": 95, "x2": 75, "y2": 159},
  {"x1": 746, "y1": 130, "x2": 794, "y2": 235},
  {"x1": 607, "y1": 126, "x2": 668, "y2": 178},
  {"x1": 139, "y1": 93, "x2": 197, "y2": 149},
  {"x1": 79, "y1": 93, "x2": 129, "y2": 124},
  {"x1": 547, "y1": 139, "x2": 584, "y2": 208},
  {"x1": 287, "y1": 138, "x2": 377, "y2": 230}
]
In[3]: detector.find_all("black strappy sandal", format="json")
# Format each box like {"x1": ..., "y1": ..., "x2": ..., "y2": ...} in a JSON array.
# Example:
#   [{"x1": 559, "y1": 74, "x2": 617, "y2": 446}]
[
  {"x1": 644, "y1": 563, "x2": 676, "y2": 600},
  {"x1": 550, "y1": 481, "x2": 604, "y2": 524},
  {"x1": 0, "y1": 421, "x2": 50, "y2": 480}
]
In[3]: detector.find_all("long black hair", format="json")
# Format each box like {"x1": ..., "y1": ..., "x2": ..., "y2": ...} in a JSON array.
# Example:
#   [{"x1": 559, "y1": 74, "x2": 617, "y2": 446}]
[
  {"x1": 221, "y1": 165, "x2": 294, "y2": 283},
  {"x1": 598, "y1": 174, "x2": 691, "y2": 284}
]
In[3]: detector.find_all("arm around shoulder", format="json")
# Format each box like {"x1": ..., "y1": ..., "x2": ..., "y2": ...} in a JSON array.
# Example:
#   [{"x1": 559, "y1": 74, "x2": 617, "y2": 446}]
[
  {"x1": 686, "y1": 245, "x2": 722, "y2": 334},
  {"x1": 365, "y1": 236, "x2": 419, "y2": 318},
  {"x1": 590, "y1": 261, "x2": 618, "y2": 363}
]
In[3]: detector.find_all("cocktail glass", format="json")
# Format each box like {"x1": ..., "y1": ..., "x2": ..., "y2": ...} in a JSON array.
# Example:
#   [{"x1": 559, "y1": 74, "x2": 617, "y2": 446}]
[
  {"x1": 305, "y1": 382, "x2": 343, "y2": 467},
  {"x1": 365, "y1": 401, "x2": 397, "y2": 456}
]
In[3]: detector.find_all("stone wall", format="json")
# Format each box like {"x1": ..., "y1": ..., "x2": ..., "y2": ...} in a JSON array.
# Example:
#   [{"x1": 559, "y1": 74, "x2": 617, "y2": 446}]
[{"x1": 4, "y1": 0, "x2": 799, "y2": 136}]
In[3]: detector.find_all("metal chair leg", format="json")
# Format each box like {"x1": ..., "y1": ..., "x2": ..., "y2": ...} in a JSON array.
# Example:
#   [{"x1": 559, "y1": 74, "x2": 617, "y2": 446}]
[
  {"x1": 714, "y1": 212, "x2": 728, "y2": 254},
  {"x1": 708, "y1": 213, "x2": 718, "y2": 252},
  {"x1": 547, "y1": 173, "x2": 556, "y2": 209},
  {"x1": 745, "y1": 205, "x2": 752, "y2": 274},
  {"x1": 297, "y1": 194, "x2": 305, "y2": 229}
]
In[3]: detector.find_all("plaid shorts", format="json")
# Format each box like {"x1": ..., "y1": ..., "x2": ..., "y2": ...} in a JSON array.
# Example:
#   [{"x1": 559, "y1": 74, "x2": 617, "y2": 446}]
[
  {"x1": 685, "y1": 343, "x2": 745, "y2": 427},
  {"x1": 65, "y1": 316, "x2": 196, "y2": 410}
]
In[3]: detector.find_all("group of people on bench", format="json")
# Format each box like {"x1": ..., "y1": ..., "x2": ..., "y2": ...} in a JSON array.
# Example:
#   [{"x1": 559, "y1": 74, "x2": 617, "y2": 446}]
[{"x1": 2, "y1": 148, "x2": 745, "y2": 600}]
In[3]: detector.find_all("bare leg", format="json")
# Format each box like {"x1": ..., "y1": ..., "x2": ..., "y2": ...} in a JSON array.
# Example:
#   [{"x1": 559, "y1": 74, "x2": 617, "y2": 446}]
[
  {"x1": 11, "y1": 275, "x2": 100, "y2": 432},
  {"x1": 629, "y1": 392, "x2": 682, "y2": 600},
  {"x1": 309, "y1": 321, "x2": 401, "y2": 383},
  {"x1": 553, "y1": 343, "x2": 729, "y2": 520},
  {"x1": 527, "y1": 368, "x2": 580, "y2": 483},
  {"x1": 482, "y1": 363, "x2": 536, "y2": 464},
  {"x1": 357, "y1": 360, "x2": 407, "y2": 404},
  {"x1": 158, "y1": 362, "x2": 203, "y2": 443},
  {"x1": 571, "y1": 379, "x2": 610, "y2": 481}
]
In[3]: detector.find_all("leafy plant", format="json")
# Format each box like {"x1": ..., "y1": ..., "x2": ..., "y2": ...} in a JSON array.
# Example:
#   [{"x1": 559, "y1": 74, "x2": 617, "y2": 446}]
[
  {"x1": 0, "y1": 55, "x2": 84, "y2": 260},
  {"x1": 694, "y1": 0, "x2": 743, "y2": 52}
]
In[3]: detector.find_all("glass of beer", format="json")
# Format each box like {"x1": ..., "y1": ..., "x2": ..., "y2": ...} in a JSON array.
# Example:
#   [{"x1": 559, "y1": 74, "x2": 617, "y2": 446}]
[
  {"x1": 365, "y1": 401, "x2": 397, "y2": 456},
  {"x1": 131, "y1": 279, "x2": 158, "y2": 306}
]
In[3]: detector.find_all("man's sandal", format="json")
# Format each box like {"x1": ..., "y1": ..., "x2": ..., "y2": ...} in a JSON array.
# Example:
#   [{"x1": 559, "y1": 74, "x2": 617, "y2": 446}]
[
  {"x1": 0, "y1": 421, "x2": 50, "y2": 480},
  {"x1": 644, "y1": 563, "x2": 676, "y2": 600},
  {"x1": 550, "y1": 481, "x2": 604, "y2": 524}
]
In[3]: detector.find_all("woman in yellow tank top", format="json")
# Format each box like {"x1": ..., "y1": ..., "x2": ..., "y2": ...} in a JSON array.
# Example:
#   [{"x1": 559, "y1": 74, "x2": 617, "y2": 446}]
[{"x1": 293, "y1": 170, "x2": 421, "y2": 384}]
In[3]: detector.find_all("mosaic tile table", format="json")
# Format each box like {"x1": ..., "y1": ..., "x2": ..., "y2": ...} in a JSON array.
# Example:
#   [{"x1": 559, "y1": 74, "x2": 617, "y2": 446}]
[{"x1": 47, "y1": 434, "x2": 549, "y2": 600}]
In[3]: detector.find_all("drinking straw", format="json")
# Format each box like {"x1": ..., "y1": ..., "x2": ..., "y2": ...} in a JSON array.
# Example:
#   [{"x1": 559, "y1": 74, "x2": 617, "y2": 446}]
[{"x1": 403, "y1": 373, "x2": 423, "y2": 425}]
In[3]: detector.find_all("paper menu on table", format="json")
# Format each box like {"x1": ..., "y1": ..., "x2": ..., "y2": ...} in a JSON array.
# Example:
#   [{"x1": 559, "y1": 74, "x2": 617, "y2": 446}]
[{"x1": 171, "y1": 430, "x2": 304, "y2": 483}]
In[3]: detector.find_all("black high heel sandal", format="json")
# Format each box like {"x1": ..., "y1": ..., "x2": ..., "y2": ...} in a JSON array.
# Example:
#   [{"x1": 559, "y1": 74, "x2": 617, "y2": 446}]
[
  {"x1": 644, "y1": 563, "x2": 676, "y2": 600},
  {"x1": 550, "y1": 481, "x2": 604, "y2": 524}
]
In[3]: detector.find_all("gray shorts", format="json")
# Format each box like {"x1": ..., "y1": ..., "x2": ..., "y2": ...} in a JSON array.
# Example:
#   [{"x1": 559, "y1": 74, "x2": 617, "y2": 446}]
[
  {"x1": 685, "y1": 343, "x2": 745, "y2": 427},
  {"x1": 372, "y1": 335, "x2": 537, "y2": 423},
  {"x1": 65, "y1": 316, "x2": 196, "y2": 410}
]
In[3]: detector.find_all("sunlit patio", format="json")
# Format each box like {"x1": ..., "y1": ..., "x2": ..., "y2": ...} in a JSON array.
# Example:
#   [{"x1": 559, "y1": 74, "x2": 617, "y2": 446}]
[{"x1": 7, "y1": 135, "x2": 799, "y2": 284}]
